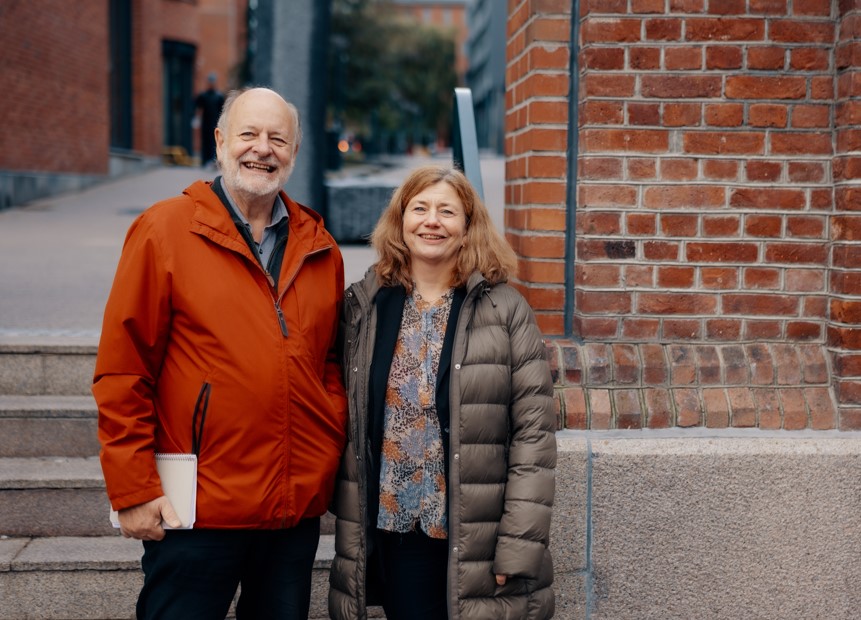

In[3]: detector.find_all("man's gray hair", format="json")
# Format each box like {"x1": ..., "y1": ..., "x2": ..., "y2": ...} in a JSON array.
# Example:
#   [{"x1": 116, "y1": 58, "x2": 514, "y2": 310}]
[{"x1": 216, "y1": 86, "x2": 303, "y2": 146}]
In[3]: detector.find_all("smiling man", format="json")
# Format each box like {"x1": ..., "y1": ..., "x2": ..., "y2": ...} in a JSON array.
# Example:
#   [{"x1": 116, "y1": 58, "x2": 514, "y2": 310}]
[{"x1": 94, "y1": 87, "x2": 348, "y2": 619}]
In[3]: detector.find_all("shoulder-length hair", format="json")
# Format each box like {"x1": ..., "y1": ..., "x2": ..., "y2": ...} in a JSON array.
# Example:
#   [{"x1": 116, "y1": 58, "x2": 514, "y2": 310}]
[{"x1": 371, "y1": 165, "x2": 517, "y2": 290}]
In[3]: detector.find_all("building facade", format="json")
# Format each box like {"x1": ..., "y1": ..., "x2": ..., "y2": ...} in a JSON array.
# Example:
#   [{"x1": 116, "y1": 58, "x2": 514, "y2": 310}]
[
  {"x1": 0, "y1": 0, "x2": 247, "y2": 208},
  {"x1": 466, "y1": 0, "x2": 507, "y2": 153},
  {"x1": 391, "y1": 0, "x2": 470, "y2": 83},
  {"x1": 507, "y1": 0, "x2": 861, "y2": 432}
]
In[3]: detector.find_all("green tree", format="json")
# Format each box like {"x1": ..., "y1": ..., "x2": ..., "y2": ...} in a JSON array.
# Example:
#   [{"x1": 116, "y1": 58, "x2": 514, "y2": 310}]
[{"x1": 329, "y1": 0, "x2": 457, "y2": 153}]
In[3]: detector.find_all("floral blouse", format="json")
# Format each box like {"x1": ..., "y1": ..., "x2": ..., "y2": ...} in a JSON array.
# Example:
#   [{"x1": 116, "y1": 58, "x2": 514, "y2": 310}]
[{"x1": 376, "y1": 288, "x2": 454, "y2": 539}]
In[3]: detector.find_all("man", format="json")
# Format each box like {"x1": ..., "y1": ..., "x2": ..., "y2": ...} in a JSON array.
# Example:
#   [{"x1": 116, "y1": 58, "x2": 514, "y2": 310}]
[
  {"x1": 94, "y1": 87, "x2": 348, "y2": 619},
  {"x1": 195, "y1": 72, "x2": 226, "y2": 166}
]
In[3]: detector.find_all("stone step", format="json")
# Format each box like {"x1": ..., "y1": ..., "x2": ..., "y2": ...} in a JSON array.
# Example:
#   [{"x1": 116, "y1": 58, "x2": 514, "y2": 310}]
[
  {"x1": 0, "y1": 456, "x2": 114, "y2": 537},
  {"x1": 0, "y1": 395, "x2": 99, "y2": 457},
  {"x1": 0, "y1": 341, "x2": 96, "y2": 396},
  {"x1": 0, "y1": 534, "x2": 340, "y2": 620},
  {"x1": 0, "y1": 456, "x2": 336, "y2": 538}
]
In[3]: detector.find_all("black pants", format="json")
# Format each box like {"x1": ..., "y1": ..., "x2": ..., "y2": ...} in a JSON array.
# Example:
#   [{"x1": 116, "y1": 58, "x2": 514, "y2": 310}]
[
  {"x1": 378, "y1": 529, "x2": 449, "y2": 620},
  {"x1": 137, "y1": 518, "x2": 320, "y2": 620}
]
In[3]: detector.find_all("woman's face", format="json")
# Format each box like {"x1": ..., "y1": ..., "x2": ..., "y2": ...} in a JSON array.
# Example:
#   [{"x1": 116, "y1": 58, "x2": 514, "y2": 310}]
[{"x1": 402, "y1": 181, "x2": 467, "y2": 273}]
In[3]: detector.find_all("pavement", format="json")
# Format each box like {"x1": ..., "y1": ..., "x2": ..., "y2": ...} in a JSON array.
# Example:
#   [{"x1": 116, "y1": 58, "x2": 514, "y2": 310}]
[{"x1": 0, "y1": 153, "x2": 504, "y2": 340}]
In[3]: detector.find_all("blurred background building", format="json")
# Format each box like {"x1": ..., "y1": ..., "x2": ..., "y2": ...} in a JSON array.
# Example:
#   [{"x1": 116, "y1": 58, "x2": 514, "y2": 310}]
[
  {"x1": 0, "y1": 0, "x2": 509, "y2": 208},
  {"x1": 465, "y1": 0, "x2": 506, "y2": 154},
  {"x1": 0, "y1": 0, "x2": 249, "y2": 207},
  {"x1": 390, "y1": 0, "x2": 468, "y2": 84}
]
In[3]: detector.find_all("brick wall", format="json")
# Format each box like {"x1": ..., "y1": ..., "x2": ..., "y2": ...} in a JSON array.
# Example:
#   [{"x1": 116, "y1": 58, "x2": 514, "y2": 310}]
[
  {"x1": 832, "y1": 0, "x2": 861, "y2": 427},
  {"x1": 507, "y1": 0, "x2": 861, "y2": 430},
  {"x1": 0, "y1": 0, "x2": 109, "y2": 174}
]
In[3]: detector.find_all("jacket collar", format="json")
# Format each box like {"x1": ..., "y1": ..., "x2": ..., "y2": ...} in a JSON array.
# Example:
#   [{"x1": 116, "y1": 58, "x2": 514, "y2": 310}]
[
  {"x1": 184, "y1": 179, "x2": 333, "y2": 258},
  {"x1": 353, "y1": 267, "x2": 489, "y2": 304}
]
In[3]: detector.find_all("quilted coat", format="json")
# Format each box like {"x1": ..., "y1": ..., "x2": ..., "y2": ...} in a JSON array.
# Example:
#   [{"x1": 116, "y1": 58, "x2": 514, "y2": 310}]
[
  {"x1": 329, "y1": 269, "x2": 556, "y2": 619},
  {"x1": 94, "y1": 180, "x2": 348, "y2": 529}
]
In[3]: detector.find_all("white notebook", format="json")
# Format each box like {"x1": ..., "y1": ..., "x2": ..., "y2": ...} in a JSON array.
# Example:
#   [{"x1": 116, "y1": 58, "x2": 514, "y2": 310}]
[{"x1": 109, "y1": 453, "x2": 198, "y2": 529}]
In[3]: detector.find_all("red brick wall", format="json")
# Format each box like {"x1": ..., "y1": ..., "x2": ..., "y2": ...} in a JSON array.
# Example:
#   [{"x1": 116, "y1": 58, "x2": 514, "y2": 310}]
[
  {"x1": 506, "y1": 0, "x2": 571, "y2": 335},
  {"x1": 575, "y1": 0, "x2": 835, "y2": 343},
  {"x1": 832, "y1": 0, "x2": 861, "y2": 428},
  {"x1": 1, "y1": 0, "x2": 246, "y2": 182},
  {"x1": 196, "y1": 0, "x2": 248, "y2": 92},
  {"x1": 507, "y1": 0, "x2": 861, "y2": 430},
  {"x1": 0, "y1": 0, "x2": 109, "y2": 174}
]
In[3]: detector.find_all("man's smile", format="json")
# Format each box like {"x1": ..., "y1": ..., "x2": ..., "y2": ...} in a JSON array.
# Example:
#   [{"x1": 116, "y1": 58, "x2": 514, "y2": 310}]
[{"x1": 242, "y1": 161, "x2": 276, "y2": 173}]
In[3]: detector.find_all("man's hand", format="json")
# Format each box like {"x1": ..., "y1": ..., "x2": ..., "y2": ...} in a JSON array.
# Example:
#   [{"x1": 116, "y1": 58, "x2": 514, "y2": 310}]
[
  {"x1": 117, "y1": 496, "x2": 182, "y2": 541},
  {"x1": 495, "y1": 574, "x2": 507, "y2": 586}
]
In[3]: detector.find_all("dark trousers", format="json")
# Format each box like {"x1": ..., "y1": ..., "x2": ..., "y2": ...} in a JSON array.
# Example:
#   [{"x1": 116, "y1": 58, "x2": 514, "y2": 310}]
[
  {"x1": 137, "y1": 517, "x2": 320, "y2": 620},
  {"x1": 378, "y1": 529, "x2": 449, "y2": 620}
]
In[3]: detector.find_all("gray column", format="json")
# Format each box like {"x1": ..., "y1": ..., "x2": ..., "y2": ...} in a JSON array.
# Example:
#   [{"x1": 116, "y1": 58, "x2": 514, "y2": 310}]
[{"x1": 252, "y1": 0, "x2": 330, "y2": 214}]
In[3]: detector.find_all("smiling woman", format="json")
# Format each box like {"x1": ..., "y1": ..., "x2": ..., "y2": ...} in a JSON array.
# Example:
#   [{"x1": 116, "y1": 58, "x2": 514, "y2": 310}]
[
  {"x1": 330, "y1": 165, "x2": 557, "y2": 620},
  {"x1": 401, "y1": 180, "x2": 467, "y2": 299}
]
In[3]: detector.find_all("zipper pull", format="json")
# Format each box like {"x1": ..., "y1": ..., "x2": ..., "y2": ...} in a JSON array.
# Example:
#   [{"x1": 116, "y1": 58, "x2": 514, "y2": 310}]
[{"x1": 275, "y1": 302, "x2": 289, "y2": 337}]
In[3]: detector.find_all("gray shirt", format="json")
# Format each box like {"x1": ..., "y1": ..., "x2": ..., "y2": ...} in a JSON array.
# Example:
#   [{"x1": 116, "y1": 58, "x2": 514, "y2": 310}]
[{"x1": 218, "y1": 177, "x2": 289, "y2": 269}]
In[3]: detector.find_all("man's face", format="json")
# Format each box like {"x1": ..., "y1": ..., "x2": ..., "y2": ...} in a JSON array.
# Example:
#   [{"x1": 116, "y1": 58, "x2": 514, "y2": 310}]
[{"x1": 215, "y1": 89, "x2": 299, "y2": 201}]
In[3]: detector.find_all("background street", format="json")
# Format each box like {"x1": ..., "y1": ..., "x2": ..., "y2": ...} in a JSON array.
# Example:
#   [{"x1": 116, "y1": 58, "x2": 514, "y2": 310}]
[{"x1": 0, "y1": 154, "x2": 504, "y2": 340}]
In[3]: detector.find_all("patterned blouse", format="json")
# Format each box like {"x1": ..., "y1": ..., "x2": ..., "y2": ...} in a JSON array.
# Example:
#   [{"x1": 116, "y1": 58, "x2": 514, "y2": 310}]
[{"x1": 377, "y1": 288, "x2": 454, "y2": 539}]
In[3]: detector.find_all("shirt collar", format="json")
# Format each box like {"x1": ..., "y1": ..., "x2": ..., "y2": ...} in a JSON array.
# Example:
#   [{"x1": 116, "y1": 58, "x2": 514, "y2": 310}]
[{"x1": 218, "y1": 177, "x2": 289, "y2": 228}]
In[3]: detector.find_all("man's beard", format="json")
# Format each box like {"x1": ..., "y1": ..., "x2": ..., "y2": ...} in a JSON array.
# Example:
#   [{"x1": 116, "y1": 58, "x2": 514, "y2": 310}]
[{"x1": 221, "y1": 157, "x2": 294, "y2": 199}]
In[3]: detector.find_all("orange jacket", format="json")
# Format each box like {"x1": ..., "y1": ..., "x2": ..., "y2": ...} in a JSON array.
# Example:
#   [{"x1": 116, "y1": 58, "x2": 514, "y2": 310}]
[{"x1": 94, "y1": 180, "x2": 347, "y2": 528}]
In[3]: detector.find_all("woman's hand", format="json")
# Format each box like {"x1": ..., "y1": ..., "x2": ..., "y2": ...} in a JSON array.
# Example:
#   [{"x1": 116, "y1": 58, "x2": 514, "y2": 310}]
[{"x1": 495, "y1": 574, "x2": 507, "y2": 586}]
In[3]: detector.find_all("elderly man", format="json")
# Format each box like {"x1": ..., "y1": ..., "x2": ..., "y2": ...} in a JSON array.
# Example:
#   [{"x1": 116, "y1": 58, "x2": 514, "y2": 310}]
[{"x1": 94, "y1": 87, "x2": 347, "y2": 619}]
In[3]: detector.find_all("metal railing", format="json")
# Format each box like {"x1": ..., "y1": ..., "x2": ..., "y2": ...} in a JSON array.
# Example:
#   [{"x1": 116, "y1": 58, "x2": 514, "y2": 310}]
[{"x1": 451, "y1": 87, "x2": 484, "y2": 201}]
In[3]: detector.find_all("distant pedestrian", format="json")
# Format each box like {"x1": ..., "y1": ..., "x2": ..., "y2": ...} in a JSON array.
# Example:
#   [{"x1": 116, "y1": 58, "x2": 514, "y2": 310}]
[{"x1": 194, "y1": 72, "x2": 225, "y2": 166}]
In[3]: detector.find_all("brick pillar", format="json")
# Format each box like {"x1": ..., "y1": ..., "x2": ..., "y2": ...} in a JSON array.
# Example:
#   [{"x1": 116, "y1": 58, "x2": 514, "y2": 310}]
[
  {"x1": 132, "y1": 0, "x2": 164, "y2": 157},
  {"x1": 831, "y1": 0, "x2": 861, "y2": 429},
  {"x1": 505, "y1": 0, "x2": 572, "y2": 335},
  {"x1": 508, "y1": 1, "x2": 842, "y2": 431}
]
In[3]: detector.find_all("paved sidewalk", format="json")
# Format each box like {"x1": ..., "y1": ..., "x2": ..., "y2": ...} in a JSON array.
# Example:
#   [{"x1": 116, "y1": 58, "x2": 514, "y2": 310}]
[{"x1": 0, "y1": 154, "x2": 503, "y2": 340}]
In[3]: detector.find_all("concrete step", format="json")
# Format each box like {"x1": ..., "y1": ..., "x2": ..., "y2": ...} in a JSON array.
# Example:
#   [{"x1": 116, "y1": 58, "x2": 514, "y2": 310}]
[
  {"x1": 0, "y1": 456, "x2": 337, "y2": 538},
  {"x1": 0, "y1": 456, "x2": 114, "y2": 537},
  {"x1": 0, "y1": 395, "x2": 98, "y2": 457},
  {"x1": 0, "y1": 534, "x2": 341, "y2": 620},
  {"x1": 0, "y1": 341, "x2": 96, "y2": 396}
]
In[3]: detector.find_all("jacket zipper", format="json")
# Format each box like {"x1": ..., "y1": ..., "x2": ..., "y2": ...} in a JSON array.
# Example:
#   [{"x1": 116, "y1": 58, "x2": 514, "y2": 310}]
[
  {"x1": 270, "y1": 244, "x2": 333, "y2": 339},
  {"x1": 274, "y1": 303, "x2": 289, "y2": 337}
]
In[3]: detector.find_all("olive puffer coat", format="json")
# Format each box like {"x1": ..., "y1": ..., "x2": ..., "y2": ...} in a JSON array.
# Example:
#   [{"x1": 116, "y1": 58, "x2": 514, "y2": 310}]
[{"x1": 328, "y1": 269, "x2": 556, "y2": 620}]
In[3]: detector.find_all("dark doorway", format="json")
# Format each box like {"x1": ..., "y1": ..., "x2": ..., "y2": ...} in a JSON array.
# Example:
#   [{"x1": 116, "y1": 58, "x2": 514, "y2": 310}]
[
  {"x1": 162, "y1": 40, "x2": 196, "y2": 156},
  {"x1": 109, "y1": 0, "x2": 133, "y2": 150}
]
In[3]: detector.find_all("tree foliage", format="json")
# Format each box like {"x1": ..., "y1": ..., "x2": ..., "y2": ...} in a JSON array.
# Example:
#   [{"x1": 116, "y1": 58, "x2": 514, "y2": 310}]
[{"x1": 329, "y1": 0, "x2": 457, "y2": 150}]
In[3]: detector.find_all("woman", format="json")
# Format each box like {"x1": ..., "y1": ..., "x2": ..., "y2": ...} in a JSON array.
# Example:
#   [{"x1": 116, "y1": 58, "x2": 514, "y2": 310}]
[{"x1": 329, "y1": 166, "x2": 556, "y2": 620}]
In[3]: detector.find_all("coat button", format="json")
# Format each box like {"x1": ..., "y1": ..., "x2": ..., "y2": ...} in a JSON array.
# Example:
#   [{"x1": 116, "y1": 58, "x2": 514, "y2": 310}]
[
  {"x1": 454, "y1": 454, "x2": 459, "y2": 460},
  {"x1": 453, "y1": 546, "x2": 459, "y2": 553},
  {"x1": 353, "y1": 367, "x2": 358, "y2": 372},
  {"x1": 454, "y1": 363, "x2": 461, "y2": 370}
]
